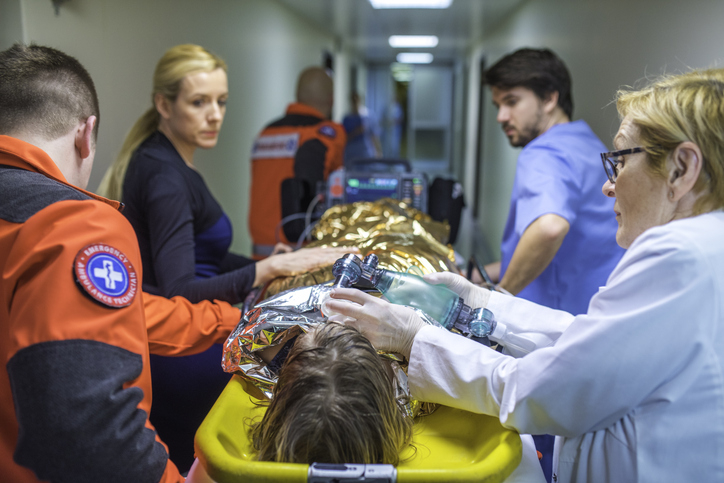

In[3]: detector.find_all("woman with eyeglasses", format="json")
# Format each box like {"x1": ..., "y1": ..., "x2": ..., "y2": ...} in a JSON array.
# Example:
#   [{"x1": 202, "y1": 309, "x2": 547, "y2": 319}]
[{"x1": 325, "y1": 68, "x2": 724, "y2": 482}]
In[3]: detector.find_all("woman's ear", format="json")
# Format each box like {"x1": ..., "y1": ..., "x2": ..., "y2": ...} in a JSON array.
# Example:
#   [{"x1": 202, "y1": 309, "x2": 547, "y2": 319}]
[
  {"x1": 154, "y1": 93, "x2": 172, "y2": 120},
  {"x1": 669, "y1": 141, "x2": 703, "y2": 199}
]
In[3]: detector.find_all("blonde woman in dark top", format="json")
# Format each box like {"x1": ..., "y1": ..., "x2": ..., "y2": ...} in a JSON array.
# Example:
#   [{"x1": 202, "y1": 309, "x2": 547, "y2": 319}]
[{"x1": 98, "y1": 44, "x2": 350, "y2": 472}]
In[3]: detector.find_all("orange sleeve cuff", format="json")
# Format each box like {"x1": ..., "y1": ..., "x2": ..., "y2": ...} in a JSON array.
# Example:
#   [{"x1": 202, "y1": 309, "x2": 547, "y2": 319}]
[{"x1": 144, "y1": 292, "x2": 242, "y2": 357}]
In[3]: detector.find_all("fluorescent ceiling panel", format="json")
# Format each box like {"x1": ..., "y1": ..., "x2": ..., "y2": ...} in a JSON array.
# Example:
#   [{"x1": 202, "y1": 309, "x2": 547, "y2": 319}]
[
  {"x1": 389, "y1": 35, "x2": 439, "y2": 48},
  {"x1": 369, "y1": 0, "x2": 452, "y2": 9},
  {"x1": 396, "y1": 53, "x2": 434, "y2": 64},
  {"x1": 391, "y1": 63, "x2": 415, "y2": 82}
]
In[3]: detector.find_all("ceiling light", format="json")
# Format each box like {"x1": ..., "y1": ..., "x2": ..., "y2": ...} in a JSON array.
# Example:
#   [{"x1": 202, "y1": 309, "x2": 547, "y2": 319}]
[
  {"x1": 391, "y1": 63, "x2": 415, "y2": 82},
  {"x1": 396, "y1": 53, "x2": 434, "y2": 64},
  {"x1": 389, "y1": 35, "x2": 439, "y2": 48},
  {"x1": 369, "y1": 0, "x2": 452, "y2": 9}
]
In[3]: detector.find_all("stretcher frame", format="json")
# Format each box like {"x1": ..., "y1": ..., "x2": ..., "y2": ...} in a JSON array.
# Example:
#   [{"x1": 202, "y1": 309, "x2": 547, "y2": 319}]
[{"x1": 192, "y1": 375, "x2": 522, "y2": 483}]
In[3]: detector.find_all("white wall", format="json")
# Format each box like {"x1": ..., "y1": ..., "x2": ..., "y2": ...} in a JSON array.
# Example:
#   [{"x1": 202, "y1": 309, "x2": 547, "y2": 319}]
[
  {"x1": 17, "y1": 0, "x2": 339, "y2": 254},
  {"x1": 466, "y1": 0, "x2": 724, "y2": 260},
  {"x1": 0, "y1": 0, "x2": 22, "y2": 49},
  {"x1": 13, "y1": 0, "x2": 724, "y2": 259}
]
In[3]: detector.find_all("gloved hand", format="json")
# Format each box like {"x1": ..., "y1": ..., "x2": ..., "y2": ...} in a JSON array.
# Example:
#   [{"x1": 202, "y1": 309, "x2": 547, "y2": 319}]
[
  {"x1": 423, "y1": 271, "x2": 492, "y2": 309},
  {"x1": 325, "y1": 288, "x2": 427, "y2": 358}
]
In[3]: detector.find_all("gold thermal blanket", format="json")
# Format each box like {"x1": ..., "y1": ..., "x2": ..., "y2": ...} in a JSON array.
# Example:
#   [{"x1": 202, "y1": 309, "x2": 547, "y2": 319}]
[
  {"x1": 224, "y1": 199, "x2": 457, "y2": 416},
  {"x1": 263, "y1": 198, "x2": 458, "y2": 299}
]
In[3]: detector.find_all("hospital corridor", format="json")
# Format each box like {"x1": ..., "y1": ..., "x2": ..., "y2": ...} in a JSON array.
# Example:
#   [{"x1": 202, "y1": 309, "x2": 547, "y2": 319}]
[{"x1": 2, "y1": 0, "x2": 724, "y2": 482}]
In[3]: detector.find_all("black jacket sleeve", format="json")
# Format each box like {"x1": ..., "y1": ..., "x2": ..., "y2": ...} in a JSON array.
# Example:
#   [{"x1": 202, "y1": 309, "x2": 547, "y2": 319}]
[{"x1": 294, "y1": 138, "x2": 327, "y2": 187}]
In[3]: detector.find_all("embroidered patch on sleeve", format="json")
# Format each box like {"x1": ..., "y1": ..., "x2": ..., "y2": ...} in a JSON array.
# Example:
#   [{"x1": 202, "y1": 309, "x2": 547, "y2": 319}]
[
  {"x1": 74, "y1": 244, "x2": 138, "y2": 308},
  {"x1": 318, "y1": 125, "x2": 337, "y2": 139}
]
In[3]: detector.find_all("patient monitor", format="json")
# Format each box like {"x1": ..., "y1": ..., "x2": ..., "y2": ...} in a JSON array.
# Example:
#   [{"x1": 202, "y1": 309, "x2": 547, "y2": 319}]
[{"x1": 325, "y1": 168, "x2": 428, "y2": 213}]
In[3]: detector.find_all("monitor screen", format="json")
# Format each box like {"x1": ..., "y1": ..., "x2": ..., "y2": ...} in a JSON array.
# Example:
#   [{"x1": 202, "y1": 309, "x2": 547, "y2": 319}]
[{"x1": 345, "y1": 175, "x2": 399, "y2": 203}]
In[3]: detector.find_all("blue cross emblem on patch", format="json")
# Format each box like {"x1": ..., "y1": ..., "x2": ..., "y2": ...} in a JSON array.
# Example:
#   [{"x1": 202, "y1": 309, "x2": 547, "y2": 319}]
[
  {"x1": 74, "y1": 244, "x2": 138, "y2": 308},
  {"x1": 318, "y1": 125, "x2": 337, "y2": 139},
  {"x1": 89, "y1": 255, "x2": 127, "y2": 293}
]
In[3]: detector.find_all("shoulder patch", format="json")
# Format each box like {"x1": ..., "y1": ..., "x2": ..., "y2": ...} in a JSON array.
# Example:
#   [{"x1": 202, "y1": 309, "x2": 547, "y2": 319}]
[
  {"x1": 318, "y1": 125, "x2": 337, "y2": 139},
  {"x1": 74, "y1": 244, "x2": 138, "y2": 308}
]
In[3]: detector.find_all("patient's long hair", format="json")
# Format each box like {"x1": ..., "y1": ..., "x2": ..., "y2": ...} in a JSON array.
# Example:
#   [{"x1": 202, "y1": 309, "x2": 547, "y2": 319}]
[{"x1": 251, "y1": 322, "x2": 412, "y2": 464}]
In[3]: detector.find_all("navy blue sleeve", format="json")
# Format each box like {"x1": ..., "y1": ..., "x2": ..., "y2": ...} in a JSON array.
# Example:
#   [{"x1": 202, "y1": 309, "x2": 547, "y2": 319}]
[
  {"x1": 7, "y1": 339, "x2": 168, "y2": 483},
  {"x1": 219, "y1": 252, "x2": 256, "y2": 273},
  {"x1": 134, "y1": 160, "x2": 256, "y2": 305}
]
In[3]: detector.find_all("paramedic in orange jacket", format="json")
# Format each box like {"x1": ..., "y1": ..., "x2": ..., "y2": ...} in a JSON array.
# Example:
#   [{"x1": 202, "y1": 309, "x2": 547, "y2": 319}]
[
  {"x1": 0, "y1": 44, "x2": 241, "y2": 483},
  {"x1": 249, "y1": 66, "x2": 346, "y2": 257}
]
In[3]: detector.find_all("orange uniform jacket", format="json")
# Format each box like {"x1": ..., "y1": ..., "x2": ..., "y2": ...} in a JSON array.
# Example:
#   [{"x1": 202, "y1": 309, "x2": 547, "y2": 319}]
[
  {"x1": 249, "y1": 103, "x2": 345, "y2": 254},
  {"x1": 0, "y1": 136, "x2": 241, "y2": 483}
]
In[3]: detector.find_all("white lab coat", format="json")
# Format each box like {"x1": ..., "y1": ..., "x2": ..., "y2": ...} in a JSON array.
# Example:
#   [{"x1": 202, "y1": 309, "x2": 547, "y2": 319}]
[{"x1": 409, "y1": 211, "x2": 724, "y2": 482}]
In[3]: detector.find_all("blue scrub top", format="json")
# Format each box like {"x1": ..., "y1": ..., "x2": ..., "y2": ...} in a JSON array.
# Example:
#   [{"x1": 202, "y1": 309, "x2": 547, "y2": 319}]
[
  {"x1": 500, "y1": 120, "x2": 625, "y2": 315},
  {"x1": 342, "y1": 111, "x2": 380, "y2": 163}
]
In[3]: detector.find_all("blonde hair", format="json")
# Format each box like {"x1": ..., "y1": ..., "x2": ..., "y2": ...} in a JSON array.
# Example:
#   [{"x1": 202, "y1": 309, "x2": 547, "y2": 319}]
[
  {"x1": 97, "y1": 44, "x2": 227, "y2": 200},
  {"x1": 251, "y1": 322, "x2": 413, "y2": 465},
  {"x1": 615, "y1": 68, "x2": 724, "y2": 214}
]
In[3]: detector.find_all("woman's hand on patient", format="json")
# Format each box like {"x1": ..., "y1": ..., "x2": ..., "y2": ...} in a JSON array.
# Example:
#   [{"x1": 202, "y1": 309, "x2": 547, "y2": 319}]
[
  {"x1": 253, "y1": 246, "x2": 358, "y2": 286},
  {"x1": 423, "y1": 271, "x2": 492, "y2": 309},
  {"x1": 326, "y1": 288, "x2": 426, "y2": 358},
  {"x1": 270, "y1": 243, "x2": 293, "y2": 255}
]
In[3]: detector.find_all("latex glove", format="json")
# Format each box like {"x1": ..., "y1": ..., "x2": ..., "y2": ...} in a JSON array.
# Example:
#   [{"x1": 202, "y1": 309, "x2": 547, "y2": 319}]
[
  {"x1": 326, "y1": 288, "x2": 426, "y2": 358},
  {"x1": 254, "y1": 246, "x2": 358, "y2": 286},
  {"x1": 423, "y1": 271, "x2": 492, "y2": 309}
]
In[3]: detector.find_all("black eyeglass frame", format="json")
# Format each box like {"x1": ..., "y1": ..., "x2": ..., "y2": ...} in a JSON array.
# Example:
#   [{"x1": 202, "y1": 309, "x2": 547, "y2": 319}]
[{"x1": 600, "y1": 147, "x2": 647, "y2": 184}]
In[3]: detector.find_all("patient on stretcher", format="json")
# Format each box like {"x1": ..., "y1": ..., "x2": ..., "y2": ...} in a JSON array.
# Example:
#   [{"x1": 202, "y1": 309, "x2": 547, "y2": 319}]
[{"x1": 249, "y1": 322, "x2": 413, "y2": 464}]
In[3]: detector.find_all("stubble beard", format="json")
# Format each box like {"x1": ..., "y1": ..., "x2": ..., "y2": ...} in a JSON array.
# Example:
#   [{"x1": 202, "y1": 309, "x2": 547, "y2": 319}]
[{"x1": 506, "y1": 108, "x2": 544, "y2": 148}]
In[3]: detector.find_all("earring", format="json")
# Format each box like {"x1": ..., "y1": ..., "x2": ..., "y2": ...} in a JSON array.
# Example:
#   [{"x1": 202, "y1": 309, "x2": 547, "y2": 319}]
[{"x1": 668, "y1": 190, "x2": 674, "y2": 199}]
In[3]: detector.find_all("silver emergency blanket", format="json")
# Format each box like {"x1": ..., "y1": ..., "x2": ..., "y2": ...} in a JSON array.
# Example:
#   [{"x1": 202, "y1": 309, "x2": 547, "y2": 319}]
[
  {"x1": 226, "y1": 199, "x2": 454, "y2": 415},
  {"x1": 223, "y1": 283, "x2": 438, "y2": 417}
]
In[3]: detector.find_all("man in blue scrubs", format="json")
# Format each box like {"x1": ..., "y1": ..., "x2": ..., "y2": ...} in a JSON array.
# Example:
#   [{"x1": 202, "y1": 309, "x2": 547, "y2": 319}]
[
  {"x1": 483, "y1": 48, "x2": 624, "y2": 317},
  {"x1": 482, "y1": 48, "x2": 624, "y2": 482}
]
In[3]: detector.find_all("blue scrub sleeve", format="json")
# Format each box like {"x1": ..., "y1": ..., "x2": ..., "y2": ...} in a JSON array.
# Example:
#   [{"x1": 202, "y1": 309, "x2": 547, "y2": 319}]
[{"x1": 513, "y1": 144, "x2": 581, "y2": 236}]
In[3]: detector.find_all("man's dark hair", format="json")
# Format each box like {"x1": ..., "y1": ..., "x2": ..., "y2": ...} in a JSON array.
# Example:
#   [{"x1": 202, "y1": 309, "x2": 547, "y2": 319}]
[
  {"x1": 0, "y1": 43, "x2": 99, "y2": 140},
  {"x1": 484, "y1": 48, "x2": 573, "y2": 118}
]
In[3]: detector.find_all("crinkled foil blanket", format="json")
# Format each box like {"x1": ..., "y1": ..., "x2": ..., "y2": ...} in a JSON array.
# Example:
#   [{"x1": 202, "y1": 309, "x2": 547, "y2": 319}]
[
  {"x1": 263, "y1": 198, "x2": 457, "y2": 299},
  {"x1": 223, "y1": 199, "x2": 458, "y2": 417}
]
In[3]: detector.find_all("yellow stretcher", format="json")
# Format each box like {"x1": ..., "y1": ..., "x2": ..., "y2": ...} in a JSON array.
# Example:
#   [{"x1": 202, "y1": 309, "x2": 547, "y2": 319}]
[{"x1": 188, "y1": 375, "x2": 522, "y2": 483}]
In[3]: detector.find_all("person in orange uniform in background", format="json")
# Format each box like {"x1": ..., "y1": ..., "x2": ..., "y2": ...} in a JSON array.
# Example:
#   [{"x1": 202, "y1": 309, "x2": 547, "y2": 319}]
[
  {"x1": 0, "y1": 44, "x2": 241, "y2": 483},
  {"x1": 249, "y1": 66, "x2": 346, "y2": 257}
]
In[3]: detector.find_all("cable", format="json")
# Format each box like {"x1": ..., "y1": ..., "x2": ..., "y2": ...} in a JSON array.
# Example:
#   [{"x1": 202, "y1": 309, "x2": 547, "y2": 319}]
[
  {"x1": 296, "y1": 221, "x2": 319, "y2": 249},
  {"x1": 276, "y1": 194, "x2": 325, "y2": 245},
  {"x1": 305, "y1": 193, "x2": 324, "y2": 239},
  {"x1": 468, "y1": 254, "x2": 494, "y2": 285},
  {"x1": 275, "y1": 213, "x2": 308, "y2": 243}
]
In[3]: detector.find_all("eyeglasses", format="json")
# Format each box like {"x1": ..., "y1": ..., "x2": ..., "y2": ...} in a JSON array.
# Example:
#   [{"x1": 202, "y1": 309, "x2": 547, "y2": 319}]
[{"x1": 600, "y1": 147, "x2": 646, "y2": 184}]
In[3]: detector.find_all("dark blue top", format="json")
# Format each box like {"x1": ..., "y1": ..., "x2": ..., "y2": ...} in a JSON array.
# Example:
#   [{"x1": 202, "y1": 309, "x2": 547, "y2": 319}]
[
  {"x1": 122, "y1": 131, "x2": 254, "y2": 472},
  {"x1": 122, "y1": 131, "x2": 255, "y2": 304},
  {"x1": 194, "y1": 213, "x2": 233, "y2": 278},
  {"x1": 342, "y1": 111, "x2": 379, "y2": 163}
]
